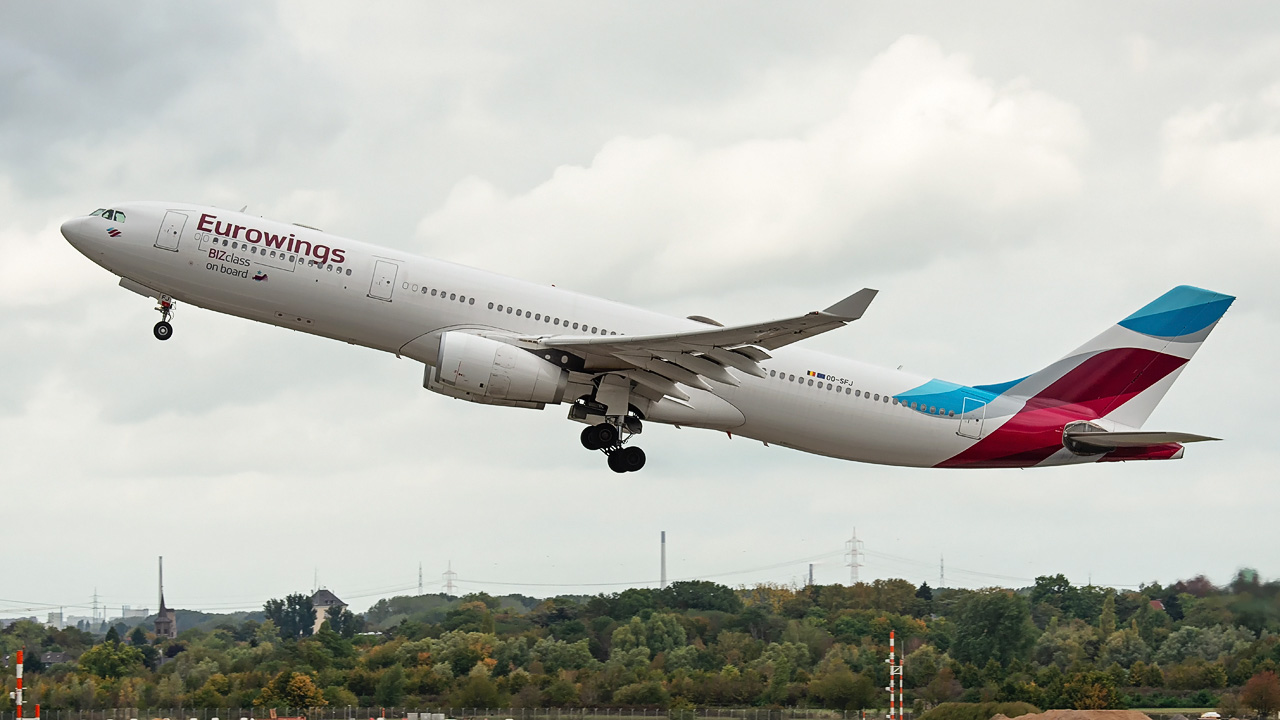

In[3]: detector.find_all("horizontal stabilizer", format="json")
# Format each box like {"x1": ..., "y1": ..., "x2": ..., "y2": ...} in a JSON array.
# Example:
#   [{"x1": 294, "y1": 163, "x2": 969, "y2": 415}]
[{"x1": 1063, "y1": 429, "x2": 1219, "y2": 448}]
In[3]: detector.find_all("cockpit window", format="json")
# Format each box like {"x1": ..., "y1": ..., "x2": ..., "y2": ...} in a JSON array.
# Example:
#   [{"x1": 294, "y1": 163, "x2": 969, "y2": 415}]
[{"x1": 91, "y1": 209, "x2": 125, "y2": 222}]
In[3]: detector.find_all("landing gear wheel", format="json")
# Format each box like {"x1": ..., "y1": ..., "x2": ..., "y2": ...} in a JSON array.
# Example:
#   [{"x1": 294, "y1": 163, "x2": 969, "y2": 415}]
[
  {"x1": 618, "y1": 446, "x2": 646, "y2": 472},
  {"x1": 594, "y1": 422, "x2": 618, "y2": 448},
  {"x1": 153, "y1": 321, "x2": 173, "y2": 341},
  {"x1": 608, "y1": 452, "x2": 628, "y2": 473},
  {"x1": 581, "y1": 425, "x2": 601, "y2": 451}
]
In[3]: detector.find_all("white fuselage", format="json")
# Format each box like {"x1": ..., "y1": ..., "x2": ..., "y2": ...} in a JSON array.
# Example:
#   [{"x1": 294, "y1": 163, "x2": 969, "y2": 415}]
[{"x1": 63, "y1": 201, "x2": 1010, "y2": 468}]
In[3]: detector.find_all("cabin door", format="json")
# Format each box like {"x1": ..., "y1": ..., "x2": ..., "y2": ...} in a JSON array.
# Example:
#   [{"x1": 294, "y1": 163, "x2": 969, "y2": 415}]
[
  {"x1": 957, "y1": 397, "x2": 986, "y2": 439},
  {"x1": 154, "y1": 211, "x2": 187, "y2": 251},
  {"x1": 368, "y1": 260, "x2": 398, "y2": 301}
]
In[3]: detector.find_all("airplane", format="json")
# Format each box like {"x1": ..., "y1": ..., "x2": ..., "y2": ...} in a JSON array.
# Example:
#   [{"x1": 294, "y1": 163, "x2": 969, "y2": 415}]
[{"x1": 61, "y1": 201, "x2": 1234, "y2": 472}]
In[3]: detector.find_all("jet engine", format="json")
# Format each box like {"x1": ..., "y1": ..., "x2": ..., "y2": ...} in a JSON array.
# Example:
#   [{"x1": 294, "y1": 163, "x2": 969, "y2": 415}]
[{"x1": 425, "y1": 331, "x2": 568, "y2": 409}]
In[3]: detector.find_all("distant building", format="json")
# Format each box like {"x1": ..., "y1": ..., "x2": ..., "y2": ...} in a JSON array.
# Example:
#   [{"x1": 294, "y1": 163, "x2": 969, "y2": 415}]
[
  {"x1": 40, "y1": 652, "x2": 73, "y2": 665},
  {"x1": 311, "y1": 589, "x2": 347, "y2": 634},
  {"x1": 154, "y1": 594, "x2": 176, "y2": 639},
  {"x1": 1149, "y1": 599, "x2": 1166, "y2": 612},
  {"x1": 116, "y1": 605, "x2": 149, "y2": 620},
  {"x1": 155, "y1": 556, "x2": 177, "y2": 639}
]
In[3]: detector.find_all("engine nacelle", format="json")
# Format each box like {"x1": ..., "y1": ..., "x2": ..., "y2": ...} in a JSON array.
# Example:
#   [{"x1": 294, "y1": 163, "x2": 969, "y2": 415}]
[{"x1": 425, "y1": 332, "x2": 568, "y2": 409}]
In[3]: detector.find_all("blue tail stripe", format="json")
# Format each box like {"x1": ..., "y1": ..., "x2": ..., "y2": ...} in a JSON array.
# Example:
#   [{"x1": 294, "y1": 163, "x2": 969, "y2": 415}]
[{"x1": 1119, "y1": 285, "x2": 1234, "y2": 338}]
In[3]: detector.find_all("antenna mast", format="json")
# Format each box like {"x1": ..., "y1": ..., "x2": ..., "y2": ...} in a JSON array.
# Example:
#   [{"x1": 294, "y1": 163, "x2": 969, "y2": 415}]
[
  {"x1": 442, "y1": 561, "x2": 458, "y2": 596},
  {"x1": 660, "y1": 531, "x2": 667, "y2": 589},
  {"x1": 845, "y1": 528, "x2": 865, "y2": 584}
]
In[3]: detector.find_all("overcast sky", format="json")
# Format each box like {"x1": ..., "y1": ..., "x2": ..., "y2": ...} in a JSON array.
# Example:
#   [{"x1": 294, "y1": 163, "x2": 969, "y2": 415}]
[{"x1": 3, "y1": 2, "x2": 1279, "y2": 619}]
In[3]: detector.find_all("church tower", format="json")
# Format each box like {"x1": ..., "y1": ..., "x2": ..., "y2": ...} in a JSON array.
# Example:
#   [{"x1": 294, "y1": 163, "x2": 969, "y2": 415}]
[{"x1": 154, "y1": 556, "x2": 177, "y2": 639}]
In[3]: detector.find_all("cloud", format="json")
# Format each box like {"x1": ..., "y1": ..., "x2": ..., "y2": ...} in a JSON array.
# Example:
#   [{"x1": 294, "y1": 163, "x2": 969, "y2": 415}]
[
  {"x1": 1162, "y1": 85, "x2": 1280, "y2": 230},
  {"x1": 416, "y1": 35, "x2": 1087, "y2": 299}
]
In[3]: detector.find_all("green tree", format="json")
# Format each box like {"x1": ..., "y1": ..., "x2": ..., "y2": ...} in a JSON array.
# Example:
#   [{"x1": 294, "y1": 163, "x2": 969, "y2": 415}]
[
  {"x1": 264, "y1": 593, "x2": 317, "y2": 639},
  {"x1": 1098, "y1": 594, "x2": 1116, "y2": 639},
  {"x1": 256, "y1": 671, "x2": 327, "y2": 708},
  {"x1": 1099, "y1": 623, "x2": 1150, "y2": 668},
  {"x1": 374, "y1": 665, "x2": 406, "y2": 706},
  {"x1": 78, "y1": 640, "x2": 144, "y2": 679},
  {"x1": 452, "y1": 672, "x2": 502, "y2": 707},
  {"x1": 614, "y1": 680, "x2": 671, "y2": 707},
  {"x1": 809, "y1": 660, "x2": 876, "y2": 711},
  {"x1": 128, "y1": 626, "x2": 147, "y2": 646},
  {"x1": 1061, "y1": 670, "x2": 1123, "y2": 709},
  {"x1": 326, "y1": 605, "x2": 364, "y2": 638},
  {"x1": 951, "y1": 589, "x2": 1035, "y2": 667},
  {"x1": 658, "y1": 581, "x2": 743, "y2": 613},
  {"x1": 532, "y1": 638, "x2": 598, "y2": 672}
]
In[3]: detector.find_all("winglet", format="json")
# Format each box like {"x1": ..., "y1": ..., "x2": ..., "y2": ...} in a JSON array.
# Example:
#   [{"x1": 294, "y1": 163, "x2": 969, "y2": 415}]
[{"x1": 823, "y1": 288, "x2": 878, "y2": 320}]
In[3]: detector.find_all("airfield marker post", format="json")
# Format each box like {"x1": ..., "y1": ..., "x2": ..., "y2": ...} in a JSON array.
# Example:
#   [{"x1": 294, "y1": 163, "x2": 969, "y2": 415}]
[{"x1": 14, "y1": 649, "x2": 22, "y2": 720}]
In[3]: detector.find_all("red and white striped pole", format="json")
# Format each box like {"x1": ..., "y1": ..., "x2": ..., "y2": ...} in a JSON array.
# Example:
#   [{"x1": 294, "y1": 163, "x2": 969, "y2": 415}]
[
  {"x1": 899, "y1": 643, "x2": 905, "y2": 720},
  {"x1": 15, "y1": 649, "x2": 23, "y2": 719},
  {"x1": 886, "y1": 632, "x2": 896, "y2": 720}
]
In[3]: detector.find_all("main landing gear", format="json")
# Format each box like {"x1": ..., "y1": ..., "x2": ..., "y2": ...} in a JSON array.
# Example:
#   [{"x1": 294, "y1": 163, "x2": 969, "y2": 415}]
[
  {"x1": 580, "y1": 421, "x2": 647, "y2": 473},
  {"x1": 153, "y1": 295, "x2": 175, "y2": 341}
]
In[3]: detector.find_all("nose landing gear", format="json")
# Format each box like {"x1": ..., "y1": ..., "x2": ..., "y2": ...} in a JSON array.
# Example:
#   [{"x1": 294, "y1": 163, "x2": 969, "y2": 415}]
[
  {"x1": 580, "y1": 420, "x2": 647, "y2": 473},
  {"x1": 153, "y1": 296, "x2": 175, "y2": 341}
]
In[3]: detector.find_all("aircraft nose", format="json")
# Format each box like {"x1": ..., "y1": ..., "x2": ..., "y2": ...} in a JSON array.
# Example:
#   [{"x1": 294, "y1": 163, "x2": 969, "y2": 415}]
[{"x1": 61, "y1": 216, "x2": 91, "y2": 249}]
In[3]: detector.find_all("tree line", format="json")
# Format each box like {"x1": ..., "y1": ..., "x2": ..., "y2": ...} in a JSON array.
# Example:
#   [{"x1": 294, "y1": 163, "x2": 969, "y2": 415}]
[{"x1": 2, "y1": 572, "x2": 1280, "y2": 716}]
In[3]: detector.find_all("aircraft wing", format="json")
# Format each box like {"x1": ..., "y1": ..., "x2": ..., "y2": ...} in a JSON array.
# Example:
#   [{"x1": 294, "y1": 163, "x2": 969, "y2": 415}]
[{"x1": 527, "y1": 288, "x2": 876, "y2": 397}]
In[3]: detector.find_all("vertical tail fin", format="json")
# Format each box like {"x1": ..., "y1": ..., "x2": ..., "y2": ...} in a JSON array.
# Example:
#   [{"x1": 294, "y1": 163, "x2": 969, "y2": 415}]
[{"x1": 992, "y1": 286, "x2": 1234, "y2": 427}]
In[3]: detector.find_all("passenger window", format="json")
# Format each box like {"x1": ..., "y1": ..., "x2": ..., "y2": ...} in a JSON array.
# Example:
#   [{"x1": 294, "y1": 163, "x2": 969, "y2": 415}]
[
  {"x1": 488, "y1": 302, "x2": 495, "y2": 309},
  {"x1": 459, "y1": 295, "x2": 466, "y2": 302},
  {"x1": 554, "y1": 318, "x2": 560, "y2": 325},
  {"x1": 769, "y1": 370, "x2": 776, "y2": 377},
  {"x1": 845, "y1": 387, "x2": 851, "y2": 395},
  {"x1": 544, "y1": 315, "x2": 550, "y2": 322},
  {"x1": 517, "y1": 309, "x2": 523, "y2": 316},
  {"x1": 788, "y1": 374, "x2": 795, "y2": 382},
  {"x1": 346, "y1": 269, "x2": 351, "y2": 276},
  {"x1": 591, "y1": 327, "x2": 598, "y2": 334},
  {"x1": 496, "y1": 303, "x2": 501, "y2": 309},
  {"x1": 807, "y1": 379, "x2": 813, "y2": 386},
  {"x1": 469, "y1": 298, "x2": 475, "y2": 305},
  {"x1": 572, "y1": 322, "x2": 579, "y2": 329},
  {"x1": 855, "y1": 390, "x2": 861, "y2": 397},
  {"x1": 421, "y1": 287, "x2": 427, "y2": 294},
  {"x1": 535, "y1": 313, "x2": 541, "y2": 320},
  {"x1": 507, "y1": 307, "x2": 513, "y2": 314},
  {"x1": 450, "y1": 293, "x2": 456, "y2": 300},
  {"x1": 874, "y1": 394, "x2": 880, "y2": 401}
]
